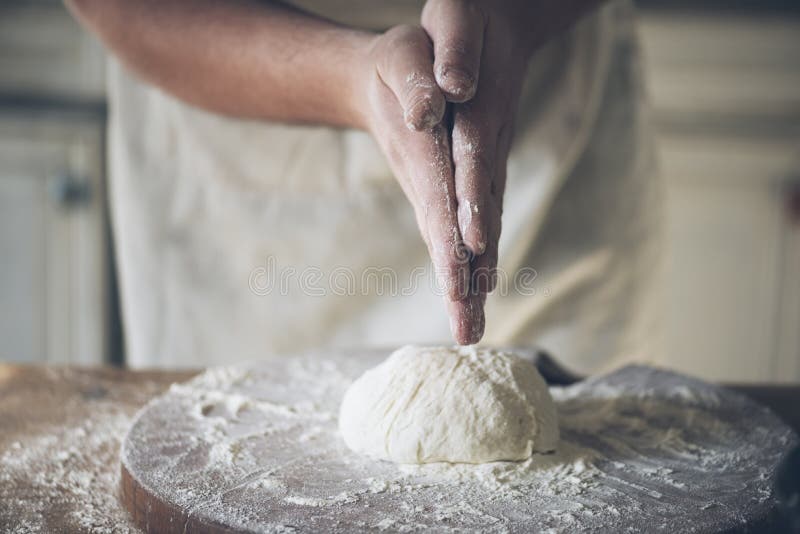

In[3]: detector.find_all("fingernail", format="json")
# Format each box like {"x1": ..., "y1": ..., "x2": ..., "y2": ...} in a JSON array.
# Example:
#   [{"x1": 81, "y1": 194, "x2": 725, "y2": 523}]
[{"x1": 439, "y1": 66, "x2": 476, "y2": 100}]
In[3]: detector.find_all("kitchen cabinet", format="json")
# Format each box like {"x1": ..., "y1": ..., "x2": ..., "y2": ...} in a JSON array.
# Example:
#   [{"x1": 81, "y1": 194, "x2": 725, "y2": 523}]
[
  {"x1": 639, "y1": 11, "x2": 800, "y2": 381},
  {"x1": 0, "y1": 113, "x2": 107, "y2": 364},
  {"x1": 0, "y1": 0, "x2": 109, "y2": 364}
]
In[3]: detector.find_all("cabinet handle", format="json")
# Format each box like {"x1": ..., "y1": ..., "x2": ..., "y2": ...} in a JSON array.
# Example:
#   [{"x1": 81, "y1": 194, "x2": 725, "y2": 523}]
[{"x1": 51, "y1": 173, "x2": 92, "y2": 209}]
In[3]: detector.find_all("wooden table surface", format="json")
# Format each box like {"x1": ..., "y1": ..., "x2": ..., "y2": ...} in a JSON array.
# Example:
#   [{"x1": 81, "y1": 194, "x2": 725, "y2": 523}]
[{"x1": 0, "y1": 363, "x2": 798, "y2": 533}]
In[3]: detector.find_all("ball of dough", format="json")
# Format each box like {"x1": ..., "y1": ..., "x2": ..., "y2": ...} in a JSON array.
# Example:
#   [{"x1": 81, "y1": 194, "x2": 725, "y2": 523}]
[{"x1": 338, "y1": 345, "x2": 559, "y2": 464}]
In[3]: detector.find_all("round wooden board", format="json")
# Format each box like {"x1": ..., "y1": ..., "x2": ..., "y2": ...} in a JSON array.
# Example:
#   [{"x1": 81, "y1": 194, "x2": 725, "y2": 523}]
[{"x1": 120, "y1": 350, "x2": 797, "y2": 533}]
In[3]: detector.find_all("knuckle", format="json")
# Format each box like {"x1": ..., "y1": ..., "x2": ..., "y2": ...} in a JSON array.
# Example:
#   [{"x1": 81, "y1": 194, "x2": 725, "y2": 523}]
[
  {"x1": 387, "y1": 24, "x2": 418, "y2": 40},
  {"x1": 384, "y1": 25, "x2": 429, "y2": 52}
]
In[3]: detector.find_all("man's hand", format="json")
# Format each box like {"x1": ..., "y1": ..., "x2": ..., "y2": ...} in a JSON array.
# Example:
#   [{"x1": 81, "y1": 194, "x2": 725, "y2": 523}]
[
  {"x1": 353, "y1": 26, "x2": 485, "y2": 344},
  {"x1": 420, "y1": 1, "x2": 543, "y2": 303},
  {"x1": 415, "y1": 0, "x2": 604, "y2": 343}
]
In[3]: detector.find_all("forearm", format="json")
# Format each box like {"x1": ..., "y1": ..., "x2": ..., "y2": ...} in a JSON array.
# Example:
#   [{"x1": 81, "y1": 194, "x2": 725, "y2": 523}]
[{"x1": 65, "y1": 0, "x2": 373, "y2": 128}]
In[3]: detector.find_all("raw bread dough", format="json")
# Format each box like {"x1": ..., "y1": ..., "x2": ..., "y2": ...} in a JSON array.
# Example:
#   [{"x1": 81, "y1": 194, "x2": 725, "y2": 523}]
[{"x1": 338, "y1": 345, "x2": 559, "y2": 464}]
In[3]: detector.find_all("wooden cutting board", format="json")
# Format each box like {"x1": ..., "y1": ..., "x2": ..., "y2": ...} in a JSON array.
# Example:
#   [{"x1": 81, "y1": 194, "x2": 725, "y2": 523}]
[{"x1": 120, "y1": 349, "x2": 797, "y2": 533}]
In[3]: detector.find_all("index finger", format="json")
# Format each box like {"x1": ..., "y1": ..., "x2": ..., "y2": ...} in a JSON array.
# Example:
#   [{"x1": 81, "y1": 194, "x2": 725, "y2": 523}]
[
  {"x1": 411, "y1": 124, "x2": 471, "y2": 301},
  {"x1": 447, "y1": 292, "x2": 486, "y2": 345}
]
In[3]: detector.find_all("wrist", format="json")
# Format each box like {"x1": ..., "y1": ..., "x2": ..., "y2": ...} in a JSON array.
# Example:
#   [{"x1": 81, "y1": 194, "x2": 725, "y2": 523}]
[{"x1": 333, "y1": 30, "x2": 377, "y2": 130}]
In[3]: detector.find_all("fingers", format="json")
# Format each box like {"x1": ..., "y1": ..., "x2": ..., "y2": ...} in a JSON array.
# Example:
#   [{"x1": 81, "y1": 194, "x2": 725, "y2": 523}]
[
  {"x1": 366, "y1": 23, "x2": 485, "y2": 338},
  {"x1": 446, "y1": 293, "x2": 486, "y2": 345},
  {"x1": 446, "y1": 11, "x2": 517, "y2": 287},
  {"x1": 470, "y1": 206, "x2": 500, "y2": 294},
  {"x1": 452, "y1": 110, "x2": 494, "y2": 256},
  {"x1": 491, "y1": 122, "x2": 513, "y2": 203},
  {"x1": 375, "y1": 25, "x2": 446, "y2": 131},
  {"x1": 421, "y1": 0, "x2": 485, "y2": 103},
  {"x1": 370, "y1": 77, "x2": 468, "y2": 301},
  {"x1": 410, "y1": 124, "x2": 470, "y2": 301},
  {"x1": 468, "y1": 121, "x2": 510, "y2": 295}
]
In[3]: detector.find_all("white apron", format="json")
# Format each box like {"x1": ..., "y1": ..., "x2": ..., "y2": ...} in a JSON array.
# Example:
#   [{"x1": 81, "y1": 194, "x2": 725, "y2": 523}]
[{"x1": 107, "y1": 1, "x2": 662, "y2": 373}]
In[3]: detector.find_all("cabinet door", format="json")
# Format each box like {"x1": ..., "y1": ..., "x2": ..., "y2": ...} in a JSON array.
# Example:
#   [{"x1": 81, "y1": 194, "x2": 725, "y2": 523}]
[
  {"x1": 658, "y1": 135, "x2": 799, "y2": 382},
  {"x1": 640, "y1": 11, "x2": 800, "y2": 382},
  {"x1": 0, "y1": 114, "x2": 107, "y2": 364}
]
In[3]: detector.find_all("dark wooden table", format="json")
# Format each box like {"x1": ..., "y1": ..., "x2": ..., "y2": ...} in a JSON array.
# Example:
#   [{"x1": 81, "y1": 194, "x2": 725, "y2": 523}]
[{"x1": 0, "y1": 363, "x2": 798, "y2": 533}]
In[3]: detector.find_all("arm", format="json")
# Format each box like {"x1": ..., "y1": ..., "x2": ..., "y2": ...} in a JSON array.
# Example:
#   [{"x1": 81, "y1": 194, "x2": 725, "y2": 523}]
[
  {"x1": 66, "y1": 0, "x2": 483, "y2": 343},
  {"x1": 65, "y1": 0, "x2": 372, "y2": 128}
]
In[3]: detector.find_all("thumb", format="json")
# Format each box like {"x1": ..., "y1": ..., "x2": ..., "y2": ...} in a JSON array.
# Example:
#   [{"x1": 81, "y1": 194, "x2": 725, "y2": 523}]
[
  {"x1": 375, "y1": 25, "x2": 446, "y2": 131},
  {"x1": 422, "y1": 0, "x2": 485, "y2": 103}
]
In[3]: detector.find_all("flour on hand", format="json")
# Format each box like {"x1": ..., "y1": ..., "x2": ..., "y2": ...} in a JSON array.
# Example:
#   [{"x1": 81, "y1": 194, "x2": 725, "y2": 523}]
[{"x1": 338, "y1": 345, "x2": 559, "y2": 464}]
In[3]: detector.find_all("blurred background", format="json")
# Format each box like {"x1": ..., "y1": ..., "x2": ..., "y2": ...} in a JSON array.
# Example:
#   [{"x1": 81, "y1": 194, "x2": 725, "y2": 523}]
[{"x1": 0, "y1": 0, "x2": 798, "y2": 381}]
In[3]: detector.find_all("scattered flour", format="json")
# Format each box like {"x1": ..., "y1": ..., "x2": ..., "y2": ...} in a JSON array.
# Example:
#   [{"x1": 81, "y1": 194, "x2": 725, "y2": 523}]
[
  {"x1": 0, "y1": 369, "x2": 170, "y2": 533},
  {"x1": 120, "y1": 353, "x2": 796, "y2": 532},
  {"x1": 4, "y1": 356, "x2": 790, "y2": 532}
]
